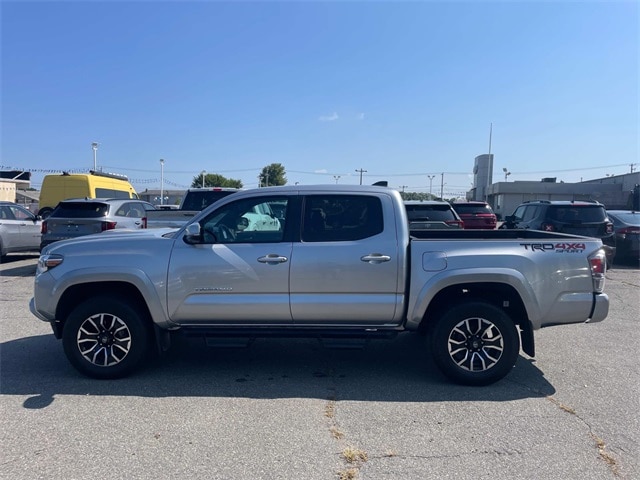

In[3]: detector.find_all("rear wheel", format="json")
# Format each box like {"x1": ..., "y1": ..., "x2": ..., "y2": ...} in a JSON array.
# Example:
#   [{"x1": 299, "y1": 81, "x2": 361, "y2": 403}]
[
  {"x1": 62, "y1": 296, "x2": 150, "y2": 379},
  {"x1": 431, "y1": 302, "x2": 520, "y2": 386},
  {"x1": 38, "y1": 207, "x2": 53, "y2": 219}
]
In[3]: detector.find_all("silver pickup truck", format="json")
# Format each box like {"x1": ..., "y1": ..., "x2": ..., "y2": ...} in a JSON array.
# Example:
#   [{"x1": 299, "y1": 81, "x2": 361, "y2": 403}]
[{"x1": 30, "y1": 185, "x2": 609, "y2": 385}]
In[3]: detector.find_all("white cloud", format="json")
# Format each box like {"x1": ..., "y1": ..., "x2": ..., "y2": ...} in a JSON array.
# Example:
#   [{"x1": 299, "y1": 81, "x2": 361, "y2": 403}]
[
  {"x1": 314, "y1": 169, "x2": 328, "y2": 174},
  {"x1": 357, "y1": 113, "x2": 365, "y2": 120},
  {"x1": 318, "y1": 112, "x2": 339, "y2": 122}
]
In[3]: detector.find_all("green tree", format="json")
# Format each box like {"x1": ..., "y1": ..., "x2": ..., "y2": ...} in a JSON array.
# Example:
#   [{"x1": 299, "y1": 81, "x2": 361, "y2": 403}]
[
  {"x1": 259, "y1": 163, "x2": 287, "y2": 187},
  {"x1": 192, "y1": 173, "x2": 243, "y2": 189}
]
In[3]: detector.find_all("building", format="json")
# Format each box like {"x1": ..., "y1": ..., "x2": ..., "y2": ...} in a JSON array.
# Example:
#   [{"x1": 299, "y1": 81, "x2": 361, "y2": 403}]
[{"x1": 467, "y1": 155, "x2": 639, "y2": 218}]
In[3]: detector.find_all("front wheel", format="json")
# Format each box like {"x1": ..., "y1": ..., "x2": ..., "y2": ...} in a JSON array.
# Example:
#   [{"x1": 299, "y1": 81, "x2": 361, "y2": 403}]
[
  {"x1": 431, "y1": 302, "x2": 520, "y2": 386},
  {"x1": 62, "y1": 296, "x2": 150, "y2": 379}
]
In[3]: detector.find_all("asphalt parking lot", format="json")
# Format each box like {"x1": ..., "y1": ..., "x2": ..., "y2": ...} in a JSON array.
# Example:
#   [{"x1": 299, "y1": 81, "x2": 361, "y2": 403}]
[{"x1": 1, "y1": 254, "x2": 638, "y2": 480}]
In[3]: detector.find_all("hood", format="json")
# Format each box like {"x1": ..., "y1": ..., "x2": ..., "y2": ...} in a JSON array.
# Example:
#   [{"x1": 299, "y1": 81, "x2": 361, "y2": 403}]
[{"x1": 42, "y1": 227, "x2": 178, "y2": 255}]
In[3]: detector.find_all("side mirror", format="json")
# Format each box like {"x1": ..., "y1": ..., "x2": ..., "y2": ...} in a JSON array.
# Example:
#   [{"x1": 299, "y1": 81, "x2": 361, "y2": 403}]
[{"x1": 183, "y1": 223, "x2": 202, "y2": 244}]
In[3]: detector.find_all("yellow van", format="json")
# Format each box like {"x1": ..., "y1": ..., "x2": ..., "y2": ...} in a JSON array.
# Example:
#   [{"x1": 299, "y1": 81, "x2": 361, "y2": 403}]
[{"x1": 38, "y1": 170, "x2": 138, "y2": 217}]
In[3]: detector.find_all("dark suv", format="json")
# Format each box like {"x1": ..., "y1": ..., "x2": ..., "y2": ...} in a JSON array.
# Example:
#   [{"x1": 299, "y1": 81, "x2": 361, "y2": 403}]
[{"x1": 502, "y1": 200, "x2": 615, "y2": 261}]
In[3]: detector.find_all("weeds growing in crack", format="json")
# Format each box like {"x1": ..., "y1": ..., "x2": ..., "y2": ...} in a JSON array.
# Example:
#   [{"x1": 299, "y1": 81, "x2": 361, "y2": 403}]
[
  {"x1": 343, "y1": 446, "x2": 368, "y2": 464},
  {"x1": 338, "y1": 468, "x2": 359, "y2": 480}
]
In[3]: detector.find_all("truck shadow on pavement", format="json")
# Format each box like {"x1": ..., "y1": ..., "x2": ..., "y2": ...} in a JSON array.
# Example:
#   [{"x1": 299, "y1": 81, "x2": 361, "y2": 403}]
[{"x1": 0, "y1": 332, "x2": 556, "y2": 410}]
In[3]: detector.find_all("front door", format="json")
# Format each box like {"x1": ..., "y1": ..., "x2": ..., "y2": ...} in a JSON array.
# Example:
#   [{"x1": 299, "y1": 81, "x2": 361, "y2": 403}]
[{"x1": 167, "y1": 195, "x2": 293, "y2": 325}]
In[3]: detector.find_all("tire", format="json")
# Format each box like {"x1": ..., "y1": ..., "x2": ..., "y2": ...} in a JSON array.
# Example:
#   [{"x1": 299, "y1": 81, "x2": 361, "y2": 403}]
[
  {"x1": 431, "y1": 301, "x2": 520, "y2": 386},
  {"x1": 62, "y1": 296, "x2": 150, "y2": 379},
  {"x1": 38, "y1": 207, "x2": 53, "y2": 219}
]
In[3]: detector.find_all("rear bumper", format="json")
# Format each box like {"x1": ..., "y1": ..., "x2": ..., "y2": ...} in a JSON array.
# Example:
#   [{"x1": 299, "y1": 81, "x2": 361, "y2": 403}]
[{"x1": 587, "y1": 293, "x2": 609, "y2": 323}]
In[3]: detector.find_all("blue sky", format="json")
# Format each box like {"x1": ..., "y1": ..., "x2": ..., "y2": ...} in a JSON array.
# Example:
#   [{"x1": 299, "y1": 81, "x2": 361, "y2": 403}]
[{"x1": 1, "y1": 1, "x2": 637, "y2": 197}]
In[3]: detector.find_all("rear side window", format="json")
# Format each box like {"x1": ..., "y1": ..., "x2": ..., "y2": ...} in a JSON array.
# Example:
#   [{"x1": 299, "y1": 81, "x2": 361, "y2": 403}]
[
  {"x1": 95, "y1": 188, "x2": 131, "y2": 199},
  {"x1": 549, "y1": 206, "x2": 607, "y2": 222},
  {"x1": 52, "y1": 202, "x2": 109, "y2": 218},
  {"x1": 302, "y1": 195, "x2": 383, "y2": 242},
  {"x1": 405, "y1": 204, "x2": 457, "y2": 222}
]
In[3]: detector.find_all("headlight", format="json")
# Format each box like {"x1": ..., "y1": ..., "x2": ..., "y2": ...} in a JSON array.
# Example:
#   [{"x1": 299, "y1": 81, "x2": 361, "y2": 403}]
[{"x1": 37, "y1": 254, "x2": 64, "y2": 274}]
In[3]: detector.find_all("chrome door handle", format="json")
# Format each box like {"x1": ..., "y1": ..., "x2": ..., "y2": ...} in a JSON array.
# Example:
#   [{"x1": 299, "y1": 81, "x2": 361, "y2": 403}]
[
  {"x1": 257, "y1": 254, "x2": 288, "y2": 264},
  {"x1": 361, "y1": 254, "x2": 391, "y2": 264}
]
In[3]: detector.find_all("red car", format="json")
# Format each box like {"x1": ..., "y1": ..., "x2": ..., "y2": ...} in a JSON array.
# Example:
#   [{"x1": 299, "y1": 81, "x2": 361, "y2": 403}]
[{"x1": 452, "y1": 202, "x2": 497, "y2": 229}]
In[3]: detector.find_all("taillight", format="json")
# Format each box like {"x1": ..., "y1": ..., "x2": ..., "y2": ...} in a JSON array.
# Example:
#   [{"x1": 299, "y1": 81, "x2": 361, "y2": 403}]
[
  {"x1": 617, "y1": 226, "x2": 639, "y2": 236},
  {"x1": 41, "y1": 221, "x2": 48, "y2": 234},
  {"x1": 446, "y1": 220, "x2": 464, "y2": 228},
  {"x1": 142, "y1": 217, "x2": 148, "y2": 228},
  {"x1": 101, "y1": 221, "x2": 117, "y2": 231},
  {"x1": 541, "y1": 222, "x2": 555, "y2": 232},
  {"x1": 588, "y1": 250, "x2": 606, "y2": 292}
]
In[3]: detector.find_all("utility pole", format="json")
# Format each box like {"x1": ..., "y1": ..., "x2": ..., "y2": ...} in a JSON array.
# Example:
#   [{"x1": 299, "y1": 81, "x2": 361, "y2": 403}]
[
  {"x1": 400, "y1": 185, "x2": 407, "y2": 193},
  {"x1": 631, "y1": 163, "x2": 637, "y2": 173},
  {"x1": 440, "y1": 173, "x2": 444, "y2": 200},
  {"x1": 355, "y1": 168, "x2": 367, "y2": 185},
  {"x1": 428, "y1": 175, "x2": 435, "y2": 198},
  {"x1": 159, "y1": 158, "x2": 165, "y2": 206}
]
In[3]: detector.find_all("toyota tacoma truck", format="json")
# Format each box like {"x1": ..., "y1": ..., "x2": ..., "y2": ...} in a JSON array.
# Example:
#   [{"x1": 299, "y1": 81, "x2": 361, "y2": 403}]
[{"x1": 30, "y1": 184, "x2": 609, "y2": 385}]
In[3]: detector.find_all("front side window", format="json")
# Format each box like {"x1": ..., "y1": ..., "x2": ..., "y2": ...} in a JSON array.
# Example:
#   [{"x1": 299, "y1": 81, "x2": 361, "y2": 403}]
[
  {"x1": 302, "y1": 195, "x2": 383, "y2": 242},
  {"x1": 9, "y1": 205, "x2": 34, "y2": 220},
  {"x1": 200, "y1": 196, "x2": 287, "y2": 244}
]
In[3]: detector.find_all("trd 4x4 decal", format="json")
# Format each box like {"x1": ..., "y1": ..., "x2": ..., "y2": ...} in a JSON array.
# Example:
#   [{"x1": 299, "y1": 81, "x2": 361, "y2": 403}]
[{"x1": 520, "y1": 242, "x2": 587, "y2": 253}]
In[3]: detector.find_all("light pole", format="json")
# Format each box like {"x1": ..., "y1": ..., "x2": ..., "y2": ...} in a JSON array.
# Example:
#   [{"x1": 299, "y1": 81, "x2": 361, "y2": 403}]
[
  {"x1": 503, "y1": 167, "x2": 511, "y2": 182},
  {"x1": 160, "y1": 158, "x2": 165, "y2": 205},
  {"x1": 427, "y1": 175, "x2": 435, "y2": 197},
  {"x1": 333, "y1": 175, "x2": 341, "y2": 184},
  {"x1": 201, "y1": 170, "x2": 206, "y2": 188},
  {"x1": 91, "y1": 142, "x2": 99, "y2": 170}
]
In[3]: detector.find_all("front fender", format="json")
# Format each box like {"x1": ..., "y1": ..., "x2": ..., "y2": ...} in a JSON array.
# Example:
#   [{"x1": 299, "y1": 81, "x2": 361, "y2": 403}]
[{"x1": 51, "y1": 267, "x2": 174, "y2": 329}]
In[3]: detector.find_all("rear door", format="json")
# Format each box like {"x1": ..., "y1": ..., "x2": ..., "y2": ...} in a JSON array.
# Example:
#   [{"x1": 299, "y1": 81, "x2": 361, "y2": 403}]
[
  {"x1": 289, "y1": 193, "x2": 403, "y2": 325},
  {"x1": 0, "y1": 205, "x2": 21, "y2": 248},
  {"x1": 10, "y1": 205, "x2": 41, "y2": 249}
]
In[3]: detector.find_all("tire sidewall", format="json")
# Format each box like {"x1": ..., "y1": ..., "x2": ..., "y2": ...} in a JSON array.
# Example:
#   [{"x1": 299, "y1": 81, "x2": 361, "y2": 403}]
[
  {"x1": 431, "y1": 302, "x2": 520, "y2": 386},
  {"x1": 62, "y1": 296, "x2": 149, "y2": 379}
]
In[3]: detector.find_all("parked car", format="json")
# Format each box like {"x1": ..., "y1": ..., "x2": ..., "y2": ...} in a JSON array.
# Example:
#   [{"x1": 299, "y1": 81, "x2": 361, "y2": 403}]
[
  {"x1": 501, "y1": 200, "x2": 616, "y2": 263},
  {"x1": 40, "y1": 198, "x2": 156, "y2": 250},
  {"x1": 0, "y1": 201, "x2": 42, "y2": 262},
  {"x1": 38, "y1": 170, "x2": 138, "y2": 218},
  {"x1": 404, "y1": 200, "x2": 464, "y2": 230},
  {"x1": 606, "y1": 210, "x2": 640, "y2": 263},
  {"x1": 451, "y1": 201, "x2": 497, "y2": 229}
]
